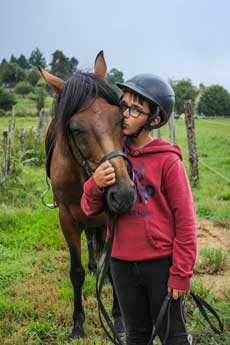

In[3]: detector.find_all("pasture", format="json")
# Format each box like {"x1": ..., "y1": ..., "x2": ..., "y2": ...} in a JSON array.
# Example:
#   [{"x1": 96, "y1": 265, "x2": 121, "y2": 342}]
[{"x1": 0, "y1": 116, "x2": 230, "y2": 344}]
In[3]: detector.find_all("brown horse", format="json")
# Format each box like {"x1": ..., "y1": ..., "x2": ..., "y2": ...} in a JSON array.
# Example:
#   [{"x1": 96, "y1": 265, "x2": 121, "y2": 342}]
[{"x1": 38, "y1": 52, "x2": 136, "y2": 339}]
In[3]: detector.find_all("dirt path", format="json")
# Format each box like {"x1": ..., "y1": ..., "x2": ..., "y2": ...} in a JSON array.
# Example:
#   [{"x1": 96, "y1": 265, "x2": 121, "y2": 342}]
[{"x1": 195, "y1": 217, "x2": 230, "y2": 298}]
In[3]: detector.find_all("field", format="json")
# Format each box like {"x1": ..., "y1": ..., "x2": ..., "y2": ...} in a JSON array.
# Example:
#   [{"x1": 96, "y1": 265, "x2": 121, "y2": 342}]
[{"x1": 0, "y1": 116, "x2": 230, "y2": 344}]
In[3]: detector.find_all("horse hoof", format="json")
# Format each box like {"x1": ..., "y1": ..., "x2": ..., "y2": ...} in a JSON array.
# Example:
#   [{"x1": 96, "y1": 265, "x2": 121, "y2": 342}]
[{"x1": 69, "y1": 325, "x2": 86, "y2": 340}]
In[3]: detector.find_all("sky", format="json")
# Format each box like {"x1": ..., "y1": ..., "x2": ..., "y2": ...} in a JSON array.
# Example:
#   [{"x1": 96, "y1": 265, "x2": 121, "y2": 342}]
[{"x1": 1, "y1": 0, "x2": 230, "y2": 89}]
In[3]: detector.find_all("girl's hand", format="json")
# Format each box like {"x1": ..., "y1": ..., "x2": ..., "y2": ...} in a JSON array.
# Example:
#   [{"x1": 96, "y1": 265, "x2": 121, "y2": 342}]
[
  {"x1": 168, "y1": 287, "x2": 189, "y2": 300},
  {"x1": 93, "y1": 161, "x2": 116, "y2": 189}
]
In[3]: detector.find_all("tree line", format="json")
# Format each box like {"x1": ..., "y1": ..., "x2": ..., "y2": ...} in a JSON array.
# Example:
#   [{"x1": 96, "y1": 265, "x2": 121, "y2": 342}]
[{"x1": 0, "y1": 48, "x2": 230, "y2": 117}]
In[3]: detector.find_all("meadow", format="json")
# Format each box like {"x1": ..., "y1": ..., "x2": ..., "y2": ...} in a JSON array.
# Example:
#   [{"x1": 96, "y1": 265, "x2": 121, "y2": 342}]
[{"x1": 0, "y1": 114, "x2": 230, "y2": 344}]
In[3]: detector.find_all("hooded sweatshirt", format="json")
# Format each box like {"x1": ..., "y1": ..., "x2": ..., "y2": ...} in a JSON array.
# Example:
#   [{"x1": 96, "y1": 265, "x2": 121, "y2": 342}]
[{"x1": 81, "y1": 138, "x2": 197, "y2": 291}]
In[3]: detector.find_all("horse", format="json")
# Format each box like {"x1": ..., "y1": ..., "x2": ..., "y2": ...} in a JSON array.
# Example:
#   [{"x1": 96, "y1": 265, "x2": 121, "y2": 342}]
[{"x1": 38, "y1": 51, "x2": 136, "y2": 339}]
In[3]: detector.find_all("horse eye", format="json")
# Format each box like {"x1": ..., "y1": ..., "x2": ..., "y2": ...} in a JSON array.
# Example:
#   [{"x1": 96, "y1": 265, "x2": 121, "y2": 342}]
[{"x1": 70, "y1": 127, "x2": 86, "y2": 134}]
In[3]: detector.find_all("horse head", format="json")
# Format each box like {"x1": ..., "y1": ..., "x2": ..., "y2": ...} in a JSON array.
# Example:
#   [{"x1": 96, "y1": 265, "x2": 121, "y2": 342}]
[{"x1": 38, "y1": 51, "x2": 136, "y2": 214}]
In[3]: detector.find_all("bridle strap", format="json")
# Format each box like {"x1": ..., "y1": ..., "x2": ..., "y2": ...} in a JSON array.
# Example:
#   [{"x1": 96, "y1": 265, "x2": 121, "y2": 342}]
[
  {"x1": 69, "y1": 132, "x2": 133, "y2": 179},
  {"x1": 96, "y1": 213, "x2": 124, "y2": 345},
  {"x1": 146, "y1": 290, "x2": 224, "y2": 345}
]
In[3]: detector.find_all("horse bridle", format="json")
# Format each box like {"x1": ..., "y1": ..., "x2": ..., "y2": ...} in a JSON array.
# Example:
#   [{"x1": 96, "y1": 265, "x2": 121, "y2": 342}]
[{"x1": 69, "y1": 132, "x2": 133, "y2": 179}]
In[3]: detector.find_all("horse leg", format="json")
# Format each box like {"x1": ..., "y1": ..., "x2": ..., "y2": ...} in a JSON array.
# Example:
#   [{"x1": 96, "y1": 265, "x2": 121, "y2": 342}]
[
  {"x1": 59, "y1": 205, "x2": 85, "y2": 339},
  {"x1": 84, "y1": 226, "x2": 97, "y2": 275}
]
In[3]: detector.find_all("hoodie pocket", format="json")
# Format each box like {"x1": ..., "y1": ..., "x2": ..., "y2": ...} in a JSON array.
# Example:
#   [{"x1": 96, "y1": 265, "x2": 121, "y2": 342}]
[
  {"x1": 115, "y1": 217, "x2": 154, "y2": 257},
  {"x1": 145, "y1": 221, "x2": 173, "y2": 250}
]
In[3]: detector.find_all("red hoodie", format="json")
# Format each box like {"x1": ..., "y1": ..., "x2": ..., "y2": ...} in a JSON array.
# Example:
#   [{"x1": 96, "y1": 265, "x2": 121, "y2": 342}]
[{"x1": 81, "y1": 138, "x2": 197, "y2": 291}]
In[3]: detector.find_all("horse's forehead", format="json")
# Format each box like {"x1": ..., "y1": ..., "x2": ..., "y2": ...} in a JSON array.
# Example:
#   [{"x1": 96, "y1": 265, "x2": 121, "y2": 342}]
[
  {"x1": 91, "y1": 98, "x2": 118, "y2": 115},
  {"x1": 77, "y1": 98, "x2": 119, "y2": 121}
]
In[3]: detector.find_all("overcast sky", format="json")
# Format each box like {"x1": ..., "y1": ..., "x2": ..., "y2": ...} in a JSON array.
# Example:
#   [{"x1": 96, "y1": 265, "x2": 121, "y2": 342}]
[{"x1": 1, "y1": 0, "x2": 229, "y2": 89}]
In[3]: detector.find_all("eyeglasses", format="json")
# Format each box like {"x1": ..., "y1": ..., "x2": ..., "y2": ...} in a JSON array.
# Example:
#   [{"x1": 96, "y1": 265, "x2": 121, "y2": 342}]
[{"x1": 120, "y1": 101, "x2": 151, "y2": 118}]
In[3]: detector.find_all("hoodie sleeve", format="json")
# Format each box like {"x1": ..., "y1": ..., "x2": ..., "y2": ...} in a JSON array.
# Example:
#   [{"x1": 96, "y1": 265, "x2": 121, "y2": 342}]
[
  {"x1": 164, "y1": 158, "x2": 197, "y2": 291},
  {"x1": 80, "y1": 176, "x2": 105, "y2": 216}
]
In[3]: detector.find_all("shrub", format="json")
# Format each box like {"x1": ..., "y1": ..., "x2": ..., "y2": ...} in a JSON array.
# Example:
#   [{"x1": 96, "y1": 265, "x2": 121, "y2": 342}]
[
  {"x1": 198, "y1": 85, "x2": 230, "y2": 117},
  {"x1": 0, "y1": 109, "x2": 6, "y2": 117},
  {"x1": 15, "y1": 81, "x2": 34, "y2": 97},
  {"x1": 0, "y1": 86, "x2": 16, "y2": 110}
]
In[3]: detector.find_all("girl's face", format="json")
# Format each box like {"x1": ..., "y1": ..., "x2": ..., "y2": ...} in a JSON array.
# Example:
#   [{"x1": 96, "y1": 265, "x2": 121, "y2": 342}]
[{"x1": 121, "y1": 92, "x2": 150, "y2": 136}]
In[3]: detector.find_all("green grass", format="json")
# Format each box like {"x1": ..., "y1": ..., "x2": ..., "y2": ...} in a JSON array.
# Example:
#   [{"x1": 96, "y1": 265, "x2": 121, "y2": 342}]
[
  {"x1": 195, "y1": 247, "x2": 228, "y2": 274},
  {"x1": 0, "y1": 117, "x2": 230, "y2": 344},
  {"x1": 15, "y1": 94, "x2": 53, "y2": 115}
]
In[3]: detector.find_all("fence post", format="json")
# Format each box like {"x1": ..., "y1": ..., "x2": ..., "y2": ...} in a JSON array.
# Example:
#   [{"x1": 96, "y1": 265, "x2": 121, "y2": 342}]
[
  {"x1": 7, "y1": 105, "x2": 16, "y2": 173},
  {"x1": 184, "y1": 100, "x2": 199, "y2": 183},
  {"x1": 20, "y1": 128, "x2": 26, "y2": 153},
  {"x1": 2, "y1": 131, "x2": 8, "y2": 178},
  {"x1": 168, "y1": 113, "x2": 176, "y2": 144}
]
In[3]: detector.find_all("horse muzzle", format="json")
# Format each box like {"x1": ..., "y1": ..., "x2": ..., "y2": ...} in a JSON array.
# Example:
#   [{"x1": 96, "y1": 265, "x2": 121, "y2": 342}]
[{"x1": 106, "y1": 179, "x2": 137, "y2": 214}]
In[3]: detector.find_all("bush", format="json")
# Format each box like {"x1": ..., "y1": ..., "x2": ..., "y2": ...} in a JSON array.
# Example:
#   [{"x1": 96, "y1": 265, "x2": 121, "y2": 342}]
[
  {"x1": 15, "y1": 81, "x2": 34, "y2": 97},
  {"x1": 0, "y1": 86, "x2": 16, "y2": 110},
  {"x1": 198, "y1": 85, "x2": 230, "y2": 117},
  {"x1": 27, "y1": 68, "x2": 41, "y2": 86},
  {"x1": 0, "y1": 109, "x2": 6, "y2": 117}
]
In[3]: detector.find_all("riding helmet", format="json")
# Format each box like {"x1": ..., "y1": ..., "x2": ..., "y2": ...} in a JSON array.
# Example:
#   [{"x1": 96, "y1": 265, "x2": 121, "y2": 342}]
[{"x1": 117, "y1": 74, "x2": 175, "y2": 128}]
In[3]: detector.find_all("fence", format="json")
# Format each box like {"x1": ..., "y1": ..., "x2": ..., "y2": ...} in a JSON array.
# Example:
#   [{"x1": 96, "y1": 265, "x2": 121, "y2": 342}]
[{"x1": 0, "y1": 107, "x2": 49, "y2": 184}]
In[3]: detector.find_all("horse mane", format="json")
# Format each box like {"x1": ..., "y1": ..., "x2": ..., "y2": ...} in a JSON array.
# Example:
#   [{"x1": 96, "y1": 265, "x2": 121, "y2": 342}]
[{"x1": 53, "y1": 72, "x2": 120, "y2": 140}]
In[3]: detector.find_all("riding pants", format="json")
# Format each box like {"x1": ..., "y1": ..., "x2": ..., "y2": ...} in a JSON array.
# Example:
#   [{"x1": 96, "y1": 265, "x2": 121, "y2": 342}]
[{"x1": 110, "y1": 257, "x2": 192, "y2": 345}]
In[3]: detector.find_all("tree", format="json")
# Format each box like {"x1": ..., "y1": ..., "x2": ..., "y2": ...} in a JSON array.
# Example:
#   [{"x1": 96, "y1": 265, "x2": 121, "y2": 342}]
[
  {"x1": 170, "y1": 79, "x2": 197, "y2": 114},
  {"x1": 17, "y1": 54, "x2": 29, "y2": 69},
  {"x1": 0, "y1": 58, "x2": 7, "y2": 66},
  {"x1": 0, "y1": 62, "x2": 26, "y2": 87},
  {"x1": 69, "y1": 57, "x2": 79, "y2": 74},
  {"x1": 10, "y1": 54, "x2": 18, "y2": 64},
  {"x1": 29, "y1": 48, "x2": 46, "y2": 68},
  {"x1": 50, "y1": 50, "x2": 72, "y2": 79},
  {"x1": 107, "y1": 68, "x2": 124, "y2": 85},
  {"x1": 27, "y1": 68, "x2": 41, "y2": 86},
  {"x1": 0, "y1": 86, "x2": 16, "y2": 110},
  {"x1": 198, "y1": 85, "x2": 230, "y2": 117},
  {"x1": 15, "y1": 81, "x2": 33, "y2": 97}
]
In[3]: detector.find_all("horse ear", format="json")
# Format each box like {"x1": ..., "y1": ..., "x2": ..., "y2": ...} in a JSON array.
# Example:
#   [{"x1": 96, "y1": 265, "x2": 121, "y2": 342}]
[
  {"x1": 37, "y1": 66, "x2": 64, "y2": 94},
  {"x1": 94, "y1": 50, "x2": 107, "y2": 79}
]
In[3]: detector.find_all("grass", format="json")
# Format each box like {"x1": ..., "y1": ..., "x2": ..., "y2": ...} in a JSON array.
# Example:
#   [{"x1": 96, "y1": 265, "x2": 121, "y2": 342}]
[
  {"x1": 15, "y1": 94, "x2": 53, "y2": 115},
  {"x1": 0, "y1": 117, "x2": 230, "y2": 344},
  {"x1": 195, "y1": 247, "x2": 228, "y2": 274}
]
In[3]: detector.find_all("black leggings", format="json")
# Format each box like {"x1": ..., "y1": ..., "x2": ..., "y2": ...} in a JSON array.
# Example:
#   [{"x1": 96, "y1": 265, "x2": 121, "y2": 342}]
[{"x1": 110, "y1": 257, "x2": 192, "y2": 345}]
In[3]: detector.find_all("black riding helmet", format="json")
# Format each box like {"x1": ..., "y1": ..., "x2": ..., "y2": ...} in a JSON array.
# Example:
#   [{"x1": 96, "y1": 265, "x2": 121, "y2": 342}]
[{"x1": 117, "y1": 74, "x2": 175, "y2": 130}]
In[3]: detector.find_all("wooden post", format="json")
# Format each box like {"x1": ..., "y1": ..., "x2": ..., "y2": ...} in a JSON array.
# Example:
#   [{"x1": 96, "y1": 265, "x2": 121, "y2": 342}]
[
  {"x1": 20, "y1": 128, "x2": 26, "y2": 153},
  {"x1": 2, "y1": 131, "x2": 8, "y2": 178},
  {"x1": 7, "y1": 105, "x2": 16, "y2": 173},
  {"x1": 43, "y1": 109, "x2": 49, "y2": 129},
  {"x1": 184, "y1": 100, "x2": 199, "y2": 183},
  {"x1": 168, "y1": 114, "x2": 176, "y2": 144}
]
